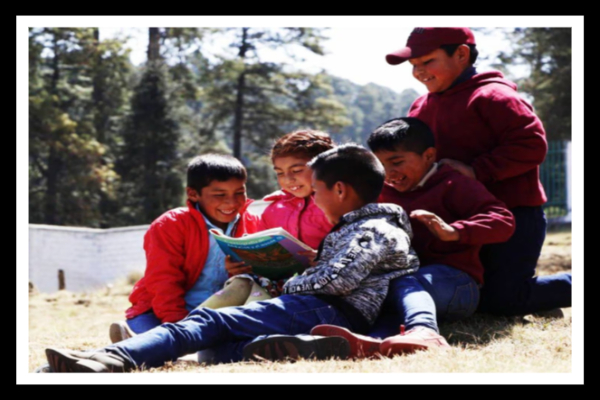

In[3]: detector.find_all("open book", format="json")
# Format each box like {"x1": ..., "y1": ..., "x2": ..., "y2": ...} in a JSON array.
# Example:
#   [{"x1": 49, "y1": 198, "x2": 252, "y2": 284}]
[{"x1": 210, "y1": 227, "x2": 314, "y2": 280}]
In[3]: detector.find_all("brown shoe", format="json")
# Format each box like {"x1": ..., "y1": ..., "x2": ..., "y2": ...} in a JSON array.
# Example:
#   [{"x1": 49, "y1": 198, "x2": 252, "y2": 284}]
[
  {"x1": 380, "y1": 325, "x2": 450, "y2": 356},
  {"x1": 310, "y1": 324, "x2": 382, "y2": 358},
  {"x1": 109, "y1": 321, "x2": 135, "y2": 344}
]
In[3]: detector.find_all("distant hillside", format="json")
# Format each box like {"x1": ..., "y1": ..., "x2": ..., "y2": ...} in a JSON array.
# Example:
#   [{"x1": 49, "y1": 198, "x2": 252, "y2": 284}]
[{"x1": 328, "y1": 75, "x2": 420, "y2": 145}]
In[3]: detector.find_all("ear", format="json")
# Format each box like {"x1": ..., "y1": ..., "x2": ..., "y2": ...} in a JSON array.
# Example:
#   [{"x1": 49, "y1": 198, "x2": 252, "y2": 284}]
[
  {"x1": 423, "y1": 147, "x2": 437, "y2": 163},
  {"x1": 186, "y1": 187, "x2": 201, "y2": 202},
  {"x1": 456, "y1": 44, "x2": 471, "y2": 65},
  {"x1": 333, "y1": 181, "x2": 347, "y2": 201}
]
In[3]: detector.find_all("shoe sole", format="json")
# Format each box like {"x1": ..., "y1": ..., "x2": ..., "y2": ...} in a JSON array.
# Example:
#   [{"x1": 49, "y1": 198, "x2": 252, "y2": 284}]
[
  {"x1": 310, "y1": 325, "x2": 381, "y2": 358},
  {"x1": 109, "y1": 322, "x2": 133, "y2": 344},
  {"x1": 45, "y1": 349, "x2": 102, "y2": 373},
  {"x1": 243, "y1": 336, "x2": 350, "y2": 361},
  {"x1": 380, "y1": 340, "x2": 429, "y2": 356}
]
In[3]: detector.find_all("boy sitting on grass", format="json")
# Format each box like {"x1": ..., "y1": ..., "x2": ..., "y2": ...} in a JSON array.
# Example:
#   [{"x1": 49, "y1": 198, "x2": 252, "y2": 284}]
[
  {"x1": 310, "y1": 117, "x2": 515, "y2": 357},
  {"x1": 108, "y1": 154, "x2": 260, "y2": 343},
  {"x1": 43, "y1": 144, "x2": 420, "y2": 372}
]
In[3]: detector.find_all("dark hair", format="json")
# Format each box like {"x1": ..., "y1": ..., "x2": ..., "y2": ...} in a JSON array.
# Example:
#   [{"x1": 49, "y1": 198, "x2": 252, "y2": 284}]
[
  {"x1": 308, "y1": 144, "x2": 385, "y2": 204},
  {"x1": 440, "y1": 43, "x2": 479, "y2": 64},
  {"x1": 367, "y1": 117, "x2": 435, "y2": 155},
  {"x1": 187, "y1": 154, "x2": 247, "y2": 193},
  {"x1": 271, "y1": 129, "x2": 335, "y2": 162}
]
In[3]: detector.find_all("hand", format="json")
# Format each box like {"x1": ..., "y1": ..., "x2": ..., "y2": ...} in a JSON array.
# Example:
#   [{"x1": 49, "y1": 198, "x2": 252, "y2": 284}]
[
  {"x1": 439, "y1": 158, "x2": 476, "y2": 180},
  {"x1": 298, "y1": 249, "x2": 318, "y2": 267},
  {"x1": 410, "y1": 210, "x2": 460, "y2": 242},
  {"x1": 225, "y1": 255, "x2": 252, "y2": 276}
]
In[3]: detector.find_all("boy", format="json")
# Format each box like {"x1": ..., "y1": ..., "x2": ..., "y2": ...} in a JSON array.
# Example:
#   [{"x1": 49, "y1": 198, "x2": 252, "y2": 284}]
[
  {"x1": 384, "y1": 27, "x2": 571, "y2": 316},
  {"x1": 43, "y1": 144, "x2": 420, "y2": 372},
  {"x1": 284, "y1": 117, "x2": 516, "y2": 357},
  {"x1": 109, "y1": 154, "x2": 260, "y2": 342}
]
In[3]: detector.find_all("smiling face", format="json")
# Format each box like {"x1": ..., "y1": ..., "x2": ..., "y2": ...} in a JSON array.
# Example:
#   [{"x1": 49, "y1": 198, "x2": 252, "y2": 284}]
[
  {"x1": 374, "y1": 146, "x2": 436, "y2": 192},
  {"x1": 187, "y1": 178, "x2": 247, "y2": 230},
  {"x1": 409, "y1": 47, "x2": 468, "y2": 93},
  {"x1": 273, "y1": 156, "x2": 313, "y2": 198}
]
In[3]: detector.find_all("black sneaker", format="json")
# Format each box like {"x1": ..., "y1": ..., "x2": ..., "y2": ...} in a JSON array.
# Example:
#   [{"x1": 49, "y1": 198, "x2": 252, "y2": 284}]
[
  {"x1": 45, "y1": 348, "x2": 133, "y2": 373},
  {"x1": 243, "y1": 334, "x2": 350, "y2": 362}
]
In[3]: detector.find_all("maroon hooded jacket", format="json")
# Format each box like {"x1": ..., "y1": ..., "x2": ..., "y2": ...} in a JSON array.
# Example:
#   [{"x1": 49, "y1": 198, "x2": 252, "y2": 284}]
[
  {"x1": 379, "y1": 164, "x2": 515, "y2": 284},
  {"x1": 408, "y1": 71, "x2": 547, "y2": 209}
]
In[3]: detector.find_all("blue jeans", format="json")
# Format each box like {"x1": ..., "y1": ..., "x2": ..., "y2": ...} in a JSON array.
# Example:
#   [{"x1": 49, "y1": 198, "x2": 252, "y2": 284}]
[
  {"x1": 126, "y1": 310, "x2": 162, "y2": 334},
  {"x1": 368, "y1": 264, "x2": 480, "y2": 339},
  {"x1": 478, "y1": 206, "x2": 572, "y2": 316},
  {"x1": 105, "y1": 295, "x2": 351, "y2": 369}
]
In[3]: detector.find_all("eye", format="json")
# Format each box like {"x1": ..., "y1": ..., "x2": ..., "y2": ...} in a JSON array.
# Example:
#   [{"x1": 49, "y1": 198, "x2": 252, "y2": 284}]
[
  {"x1": 275, "y1": 172, "x2": 283, "y2": 177},
  {"x1": 213, "y1": 194, "x2": 225, "y2": 198},
  {"x1": 392, "y1": 161, "x2": 404, "y2": 166},
  {"x1": 292, "y1": 169, "x2": 304, "y2": 174},
  {"x1": 235, "y1": 192, "x2": 245, "y2": 196}
]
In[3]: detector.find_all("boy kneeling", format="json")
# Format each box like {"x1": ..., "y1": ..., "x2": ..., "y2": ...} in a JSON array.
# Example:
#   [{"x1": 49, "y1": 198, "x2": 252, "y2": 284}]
[
  {"x1": 309, "y1": 118, "x2": 515, "y2": 357},
  {"x1": 44, "y1": 144, "x2": 419, "y2": 372}
]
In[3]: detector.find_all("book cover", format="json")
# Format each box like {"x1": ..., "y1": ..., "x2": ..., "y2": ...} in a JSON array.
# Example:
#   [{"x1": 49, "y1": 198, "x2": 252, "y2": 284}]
[{"x1": 210, "y1": 228, "x2": 314, "y2": 280}]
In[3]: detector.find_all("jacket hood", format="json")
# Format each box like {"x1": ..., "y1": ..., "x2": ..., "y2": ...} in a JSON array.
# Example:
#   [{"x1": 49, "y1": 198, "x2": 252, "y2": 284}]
[{"x1": 340, "y1": 203, "x2": 413, "y2": 239}]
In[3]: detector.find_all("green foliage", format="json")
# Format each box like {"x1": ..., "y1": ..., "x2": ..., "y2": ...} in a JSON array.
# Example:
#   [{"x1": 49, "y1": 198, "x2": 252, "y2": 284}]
[
  {"x1": 329, "y1": 76, "x2": 419, "y2": 145},
  {"x1": 200, "y1": 28, "x2": 351, "y2": 168},
  {"x1": 117, "y1": 60, "x2": 183, "y2": 225},
  {"x1": 497, "y1": 28, "x2": 571, "y2": 140},
  {"x1": 28, "y1": 28, "x2": 130, "y2": 227}
]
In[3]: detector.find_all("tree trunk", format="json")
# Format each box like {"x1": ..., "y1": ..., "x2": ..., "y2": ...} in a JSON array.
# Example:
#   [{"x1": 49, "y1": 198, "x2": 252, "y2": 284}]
[
  {"x1": 44, "y1": 34, "x2": 61, "y2": 225},
  {"x1": 233, "y1": 28, "x2": 249, "y2": 161},
  {"x1": 148, "y1": 28, "x2": 161, "y2": 61}
]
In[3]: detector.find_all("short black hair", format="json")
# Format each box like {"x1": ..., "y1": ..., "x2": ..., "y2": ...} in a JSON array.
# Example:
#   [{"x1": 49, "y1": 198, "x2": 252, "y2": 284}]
[
  {"x1": 308, "y1": 144, "x2": 385, "y2": 204},
  {"x1": 440, "y1": 43, "x2": 479, "y2": 64},
  {"x1": 187, "y1": 154, "x2": 247, "y2": 193},
  {"x1": 367, "y1": 117, "x2": 435, "y2": 155}
]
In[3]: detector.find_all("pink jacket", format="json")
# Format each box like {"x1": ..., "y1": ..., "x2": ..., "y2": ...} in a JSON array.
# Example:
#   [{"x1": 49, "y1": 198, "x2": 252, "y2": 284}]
[{"x1": 259, "y1": 191, "x2": 333, "y2": 249}]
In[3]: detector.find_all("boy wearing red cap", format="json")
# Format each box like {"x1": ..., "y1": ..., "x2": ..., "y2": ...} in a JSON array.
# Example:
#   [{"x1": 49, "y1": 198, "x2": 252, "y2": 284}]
[{"x1": 385, "y1": 27, "x2": 571, "y2": 316}]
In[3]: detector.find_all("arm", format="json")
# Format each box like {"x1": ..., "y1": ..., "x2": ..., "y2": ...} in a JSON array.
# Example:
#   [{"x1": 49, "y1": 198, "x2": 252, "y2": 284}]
[
  {"x1": 470, "y1": 88, "x2": 547, "y2": 183},
  {"x1": 445, "y1": 176, "x2": 515, "y2": 245},
  {"x1": 143, "y1": 217, "x2": 192, "y2": 323},
  {"x1": 283, "y1": 228, "x2": 387, "y2": 297}
]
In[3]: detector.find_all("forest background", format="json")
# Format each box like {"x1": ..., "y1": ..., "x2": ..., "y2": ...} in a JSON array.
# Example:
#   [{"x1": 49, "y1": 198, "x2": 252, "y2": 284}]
[{"x1": 26, "y1": 22, "x2": 573, "y2": 228}]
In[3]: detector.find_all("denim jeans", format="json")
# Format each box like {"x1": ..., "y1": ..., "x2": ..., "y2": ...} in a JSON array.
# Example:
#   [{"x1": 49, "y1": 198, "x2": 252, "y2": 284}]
[
  {"x1": 106, "y1": 295, "x2": 351, "y2": 369},
  {"x1": 126, "y1": 310, "x2": 162, "y2": 334},
  {"x1": 478, "y1": 206, "x2": 572, "y2": 316},
  {"x1": 368, "y1": 264, "x2": 480, "y2": 339}
]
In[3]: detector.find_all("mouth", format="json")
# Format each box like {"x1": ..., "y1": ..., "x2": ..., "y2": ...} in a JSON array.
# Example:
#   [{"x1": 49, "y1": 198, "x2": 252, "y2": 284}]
[
  {"x1": 421, "y1": 76, "x2": 434, "y2": 83},
  {"x1": 217, "y1": 209, "x2": 236, "y2": 216},
  {"x1": 388, "y1": 176, "x2": 408, "y2": 188},
  {"x1": 287, "y1": 185, "x2": 303, "y2": 193}
]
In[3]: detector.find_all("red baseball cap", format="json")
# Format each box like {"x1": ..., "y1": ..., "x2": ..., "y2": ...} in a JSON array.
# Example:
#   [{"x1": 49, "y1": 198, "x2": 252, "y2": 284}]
[{"x1": 386, "y1": 27, "x2": 476, "y2": 65}]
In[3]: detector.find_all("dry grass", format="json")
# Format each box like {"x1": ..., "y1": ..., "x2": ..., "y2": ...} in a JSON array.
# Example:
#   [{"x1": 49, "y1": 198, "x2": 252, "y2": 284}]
[{"x1": 28, "y1": 230, "x2": 573, "y2": 378}]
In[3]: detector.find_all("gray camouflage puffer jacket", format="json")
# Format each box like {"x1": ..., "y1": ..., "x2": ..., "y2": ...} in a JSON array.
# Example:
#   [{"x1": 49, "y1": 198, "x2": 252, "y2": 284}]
[{"x1": 283, "y1": 203, "x2": 420, "y2": 325}]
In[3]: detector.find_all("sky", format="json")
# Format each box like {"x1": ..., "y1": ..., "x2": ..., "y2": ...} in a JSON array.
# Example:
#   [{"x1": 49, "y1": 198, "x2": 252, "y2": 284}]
[
  {"x1": 17, "y1": 15, "x2": 584, "y2": 385},
  {"x1": 99, "y1": 26, "x2": 518, "y2": 96}
]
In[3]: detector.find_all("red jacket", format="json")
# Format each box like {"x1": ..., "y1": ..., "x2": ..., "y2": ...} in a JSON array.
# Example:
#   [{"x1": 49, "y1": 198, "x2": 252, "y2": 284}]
[
  {"x1": 409, "y1": 71, "x2": 547, "y2": 209},
  {"x1": 379, "y1": 165, "x2": 515, "y2": 284},
  {"x1": 125, "y1": 199, "x2": 260, "y2": 323},
  {"x1": 259, "y1": 191, "x2": 333, "y2": 250}
]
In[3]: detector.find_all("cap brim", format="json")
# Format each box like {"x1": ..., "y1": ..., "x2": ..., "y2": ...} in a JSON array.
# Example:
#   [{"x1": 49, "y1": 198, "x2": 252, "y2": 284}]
[{"x1": 385, "y1": 45, "x2": 440, "y2": 65}]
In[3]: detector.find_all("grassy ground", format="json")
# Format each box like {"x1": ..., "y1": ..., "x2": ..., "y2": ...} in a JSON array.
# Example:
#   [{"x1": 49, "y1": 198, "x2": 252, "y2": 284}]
[{"x1": 28, "y1": 229, "x2": 573, "y2": 379}]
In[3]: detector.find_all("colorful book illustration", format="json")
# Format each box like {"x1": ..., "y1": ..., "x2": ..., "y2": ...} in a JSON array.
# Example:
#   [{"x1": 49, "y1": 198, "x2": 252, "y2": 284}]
[{"x1": 210, "y1": 228, "x2": 314, "y2": 280}]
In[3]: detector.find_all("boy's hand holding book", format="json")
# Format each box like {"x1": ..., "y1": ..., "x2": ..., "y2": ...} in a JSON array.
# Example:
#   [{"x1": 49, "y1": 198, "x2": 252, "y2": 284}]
[
  {"x1": 410, "y1": 210, "x2": 460, "y2": 242},
  {"x1": 225, "y1": 255, "x2": 253, "y2": 276}
]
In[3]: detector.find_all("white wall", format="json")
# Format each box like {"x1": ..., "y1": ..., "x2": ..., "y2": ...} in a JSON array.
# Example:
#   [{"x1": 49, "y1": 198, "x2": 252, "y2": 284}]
[{"x1": 29, "y1": 224, "x2": 149, "y2": 293}]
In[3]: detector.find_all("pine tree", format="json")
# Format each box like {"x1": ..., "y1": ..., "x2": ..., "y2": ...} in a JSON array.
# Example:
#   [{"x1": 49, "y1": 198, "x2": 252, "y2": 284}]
[{"x1": 29, "y1": 28, "x2": 128, "y2": 227}]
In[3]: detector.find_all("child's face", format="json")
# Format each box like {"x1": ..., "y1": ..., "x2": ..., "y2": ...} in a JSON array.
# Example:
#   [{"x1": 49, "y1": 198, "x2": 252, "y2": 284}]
[
  {"x1": 409, "y1": 48, "x2": 466, "y2": 93},
  {"x1": 311, "y1": 174, "x2": 341, "y2": 225},
  {"x1": 374, "y1": 146, "x2": 435, "y2": 192},
  {"x1": 273, "y1": 156, "x2": 313, "y2": 198},
  {"x1": 187, "y1": 178, "x2": 247, "y2": 230}
]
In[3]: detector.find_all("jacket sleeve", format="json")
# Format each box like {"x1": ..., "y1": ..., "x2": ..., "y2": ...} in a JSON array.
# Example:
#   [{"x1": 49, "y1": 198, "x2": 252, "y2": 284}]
[
  {"x1": 282, "y1": 228, "x2": 388, "y2": 297},
  {"x1": 471, "y1": 87, "x2": 548, "y2": 183},
  {"x1": 446, "y1": 175, "x2": 516, "y2": 245},
  {"x1": 143, "y1": 217, "x2": 190, "y2": 323}
]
